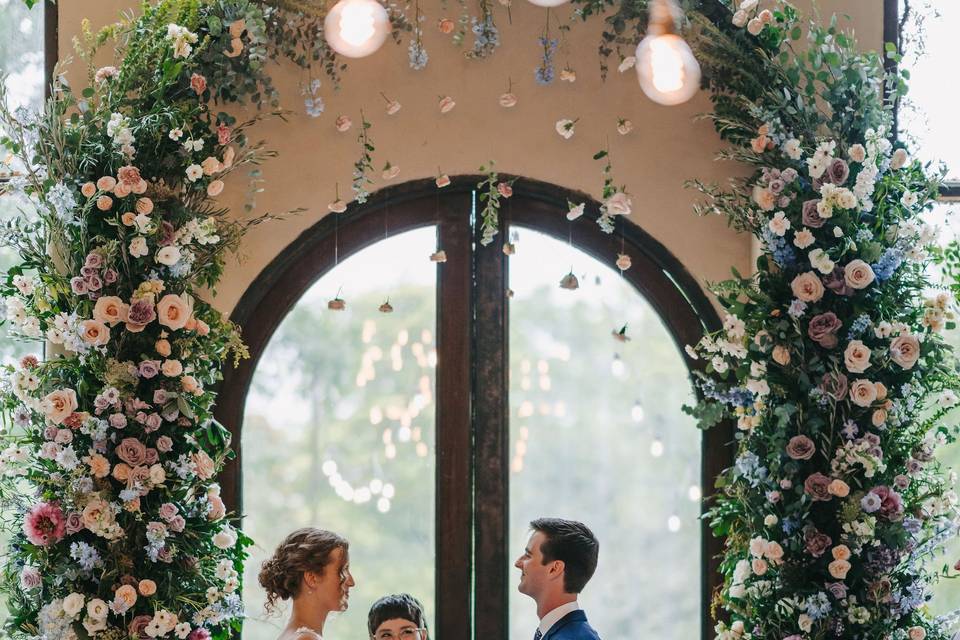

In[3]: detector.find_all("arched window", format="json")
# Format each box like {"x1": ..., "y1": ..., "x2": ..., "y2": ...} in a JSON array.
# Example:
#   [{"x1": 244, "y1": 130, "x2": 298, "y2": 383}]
[{"x1": 216, "y1": 177, "x2": 731, "y2": 639}]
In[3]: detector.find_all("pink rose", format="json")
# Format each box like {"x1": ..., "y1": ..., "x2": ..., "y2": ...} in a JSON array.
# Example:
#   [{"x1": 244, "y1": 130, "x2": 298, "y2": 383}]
[
  {"x1": 791, "y1": 272, "x2": 824, "y2": 303},
  {"x1": 115, "y1": 437, "x2": 148, "y2": 466},
  {"x1": 217, "y1": 123, "x2": 231, "y2": 145},
  {"x1": 159, "y1": 503, "x2": 179, "y2": 521},
  {"x1": 156, "y1": 436, "x2": 173, "y2": 452},
  {"x1": 190, "y1": 73, "x2": 207, "y2": 95},
  {"x1": 117, "y1": 165, "x2": 142, "y2": 187},
  {"x1": 890, "y1": 334, "x2": 921, "y2": 369},
  {"x1": 497, "y1": 182, "x2": 513, "y2": 198}
]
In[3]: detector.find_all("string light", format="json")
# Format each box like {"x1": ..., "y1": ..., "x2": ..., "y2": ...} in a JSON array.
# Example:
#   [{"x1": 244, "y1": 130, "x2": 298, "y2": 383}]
[
  {"x1": 611, "y1": 353, "x2": 626, "y2": 377},
  {"x1": 631, "y1": 400, "x2": 646, "y2": 423},
  {"x1": 323, "y1": 0, "x2": 390, "y2": 58},
  {"x1": 667, "y1": 514, "x2": 682, "y2": 532},
  {"x1": 688, "y1": 485, "x2": 702, "y2": 501},
  {"x1": 650, "y1": 435, "x2": 664, "y2": 457}
]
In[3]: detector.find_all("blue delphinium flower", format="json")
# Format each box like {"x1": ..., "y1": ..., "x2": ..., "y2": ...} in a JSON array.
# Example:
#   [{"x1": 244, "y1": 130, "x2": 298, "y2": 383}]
[
  {"x1": 534, "y1": 36, "x2": 558, "y2": 85},
  {"x1": 70, "y1": 541, "x2": 103, "y2": 572},
  {"x1": 761, "y1": 227, "x2": 796, "y2": 267},
  {"x1": 872, "y1": 247, "x2": 904, "y2": 281},
  {"x1": 46, "y1": 182, "x2": 78, "y2": 225},
  {"x1": 846, "y1": 313, "x2": 871, "y2": 339},
  {"x1": 408, "y1": 39, "x2": 428, "y2": 70},
  {"x1": 806, "y1": 592, "x2": 832, "y2": 620}
]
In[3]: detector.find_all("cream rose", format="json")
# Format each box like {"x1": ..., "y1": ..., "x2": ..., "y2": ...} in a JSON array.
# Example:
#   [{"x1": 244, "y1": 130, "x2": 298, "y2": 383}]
[
  {"x1": 149, "y1": 463, "x2": 166, "y2": 486},
  {"x1": 157, "y1": 293, "x2": 192, "y2": 331},
  {"x1": 828, "y1": 558, "x2": 851, "y2": 580},
  {"x1": 844, "y1": 260, "x2": 875, "y2": 290},
  {"x1": 79, "y1": 320, "x2": 110, "y2": 347},
  {"x1": 207, "y1": 180, "x2": 224, "y2": 197},
  {"x1": 93, "y1": 296, "x2": 129, "y2": 326},
  {"x1": 42, "y1": 388, "x2": 78, "y2": 425},
  {"x1": 161, "y1": 359, "x2": 184, "y2": 377},
  {"x1": 849, "y1": 379, "x2": 877, "y2": 407},
  {"x1": 192, "y1": 450, "x2": 216, "y2": 480},
  {"x1": 790, "y1": 272, "x2": 824, "y2": 303},
  {"x1": 604, "y1": 192, "x2": 632, "y2": 216},
  {"x1": 844, "y1": 340, "x2": 872, "y2": 373},
  {"x1": 890, "y1": 334, "x2": 921, "y2": 369},
  {"x1": 86, "y1": 598, "x2": 109, "y2": 620},
  {"x1": 155, "y1": 338, "x2": 172, "y2": 357},
  {"x1": 63, "y1": 592, "x2": 85, "y2": 617},
  {"x1": 129, "y1": 237, "x2": 149, "y2": 258},
  {"x1": 156, "y1": 246, "x2": 182, "y2": 266}
]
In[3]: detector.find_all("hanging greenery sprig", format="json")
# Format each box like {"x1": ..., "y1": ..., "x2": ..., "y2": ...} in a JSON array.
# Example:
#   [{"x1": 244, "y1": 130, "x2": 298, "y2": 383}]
[
  {"x1": 352, "y1": 110, "x2": 375, "y2": 204},
  {"x1": 594, "y1": 143, "x2": 632, "y2": 233},
  {"x1": 477, "y1": 160, "x2": 516, "y2": 246}
]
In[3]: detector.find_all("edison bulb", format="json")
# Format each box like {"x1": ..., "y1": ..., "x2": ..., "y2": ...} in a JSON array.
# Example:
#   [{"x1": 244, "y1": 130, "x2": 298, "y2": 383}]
[
  {"x1": 636, "y1": 33, "x2": 701, "y2": 105},
  {"x1": 667, "y1": 515, "x2": 681, "y2": 532},
  {"x1": 526, "y1": 0, "x2": 569, "y2": 7},
  {"x1": 324, "y1": 0, "x2": 390, "y2": 58},
  {"x1": 650, "y1": 437, "x2": 664, "y2": 458}
]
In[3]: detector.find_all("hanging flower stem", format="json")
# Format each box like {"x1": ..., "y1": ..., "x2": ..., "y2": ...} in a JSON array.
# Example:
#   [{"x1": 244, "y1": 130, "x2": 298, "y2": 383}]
[{"x1": 352, "y1": 110, "x2": 375, "y2": 204}]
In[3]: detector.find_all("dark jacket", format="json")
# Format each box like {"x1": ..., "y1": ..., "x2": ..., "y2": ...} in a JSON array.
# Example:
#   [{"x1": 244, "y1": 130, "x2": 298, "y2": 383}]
[{"x1": 542, "y1": 610, "x2": 601, "y2": 640}]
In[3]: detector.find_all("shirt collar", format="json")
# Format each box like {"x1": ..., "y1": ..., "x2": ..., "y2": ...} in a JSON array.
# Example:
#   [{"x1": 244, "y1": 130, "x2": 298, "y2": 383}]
[{"x1": 538, "y1": 601, "x2": 580, "y2": 636}]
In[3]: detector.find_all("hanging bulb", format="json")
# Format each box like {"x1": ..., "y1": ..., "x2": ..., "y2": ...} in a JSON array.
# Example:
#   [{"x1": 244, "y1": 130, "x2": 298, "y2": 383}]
[
  {"x1": 688, "y1": 485, "x2": 702, "y2": 501},
  {"x1": 324, "y1": 0, "x2": 390, "y2": 58},
  {"x1": 631, "y1": 400, "x2": 645, "y2": 423},
  {"x1": 650, "y1": 435, "x2": 664, "y2": 457},
  {"x1": 667, "y1": 514, "x2": 681, "y2": 532},
  {"x1": 635, "y1": 0, "x2": 701, "y2": 106},
  {"x1": 526, "y1": 0, "x2": 569, "y2": 8},
  {"x1": 611, "y1": 353, "x2": 626, "y2": 377}
]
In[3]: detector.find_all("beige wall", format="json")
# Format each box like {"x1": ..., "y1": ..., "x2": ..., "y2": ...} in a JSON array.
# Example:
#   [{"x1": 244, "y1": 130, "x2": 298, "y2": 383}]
[{"x1": 58, "y1": 0, "x2": 885, "y2": 317}]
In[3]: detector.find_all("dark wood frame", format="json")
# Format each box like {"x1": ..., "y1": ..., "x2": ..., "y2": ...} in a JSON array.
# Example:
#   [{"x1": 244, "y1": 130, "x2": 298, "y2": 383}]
[{"x1": 214, "y1": 176, "x2": 731, "y2": 639}]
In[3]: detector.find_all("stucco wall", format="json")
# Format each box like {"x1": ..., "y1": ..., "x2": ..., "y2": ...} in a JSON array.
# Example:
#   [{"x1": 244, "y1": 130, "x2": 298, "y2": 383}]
[{"x1": 57, "y1": 0, "x2": 885, "y2": 316}]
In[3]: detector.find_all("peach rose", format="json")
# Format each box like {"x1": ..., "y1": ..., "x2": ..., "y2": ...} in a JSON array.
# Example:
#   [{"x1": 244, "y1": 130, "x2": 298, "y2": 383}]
[
  {"x1": 96, "y1": 176, "x2": 117, "y2": 191},
  {"x1": 117, "y1": 165, "x2": 142, "y2": 187},
  {"x1": 335, "y1": 115, "x2": 352, "y2": 132},
  {"x1": 96, "y1": 195, "x2": 113, "y2": 211},
  {"x1": 872, "y1": 409, "x2": 887, "y2": 426},
  {"x1": 161, "y1": 359, "x2": 184, "y2": 377},
  {"x1": 875, "y1": 381, "x2": 888, "y2": 400},
  {"x1": 844, "y1": 260, "x2": 875, "y2": 290},
  {"x1": 93, "y1": 296, "x2": 129, "y2": 326},
  {"x1": 138, "y1": 579, "x2": 157, "y2": 597},
  {"x1": 114, "y1": 584, "x2": 137, "y2": 608},
  {"x1": 87, "y1": 453, "x2": 111, "y2": 478},
  {"x1": 772, "y1": 345, "x2": 791, "y2": 366},
  {"x1": 79, "y1": 320, "x2": 110, "y2": 346},
  {"x1": 201, "y1": 156, "x2": 222, "y2": 175},
  {"x1": 132, "y1": 179, "x2": 148, "y2": 194},
  {"x1": 791, "y1": 272, "x2": 824, "y2": 303},
  {"x1": 751, "y1": 558, "x2": 768, "y2": 575},
  {"x1": 192, "y1": 450, "x2": 216, "y2": 480},
  {"x1": 828, "y1": 479, "x2": 849, "y2": 497},
  {"x1": 499, "y1": 92, "x2": 517, "y2": 108},
  {"x1": 438, "y1": 17, "x2": 455, "y2": 33},
  {"x1": 764, "y1": 541, "x2": 784, "y2": 564},
  {"x1": 156, "y1": 293, "x2": 192, "y2": 331},
  {"x1": 82, "y1": 497, "x2": 115, "y2": 529},
  {"x1": 849, "y1": 379, "x2": 877, "y2": 407},
  {"x1": 207, "y1": 180, "x2": 224, "y2": 197},
  {"x1": 439, "y1": 96, "x2": 456, "y2": 113},
  {"x1": 890, "y1": 334, "x2": 921, "y2": 369},
  {"x1": 135, "y1": 197, "x2": 154, "y2": 215},
  {"x1": 208, "y1": 494, "x2": 226, "y2": 521},
  {"x1": 112, "y1": 463, "x2": 131, "y2": 482},
  {"x1": 181, "y1": 375, "x2": 202, "y2": 395},
  {"x1": 909, "y1": 627, "x2": 927, "y2": 640},
  {"x1": 222, "y1": 146, "x2": 235, "y2": 168},
  {"x1": 121, "y1": 212, "x2": 137, "y2": 226},
  {"x1": 42, "y1": 388, "x2": 78, "y2": 425},
  {"x1": 155, "y1": 339, "x2": 172, "y2": 357},
  {"x1": 190, "y1": 73, "x2": 207, "y2": 95},
  {"x1": 844, "y1": 340, "x2": 872, "y2": 373},
  {"x1": 114, "y1": 182, "x2": 132, "y2": 198},
  {"x1": 828, "y1": 559, "x2": 851, "y2": 580},
  {"x1": 832, "y1": 544, "x2": 851, "y2": 561},
  {"x1": 81, "y1": 182, "x2": 97, "y2": 198}
]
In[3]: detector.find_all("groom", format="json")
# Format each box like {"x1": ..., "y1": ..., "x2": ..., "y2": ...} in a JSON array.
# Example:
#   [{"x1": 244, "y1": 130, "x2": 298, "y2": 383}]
[{"x1": 514, "y1": 517, "x2": 602, "y2": 640}]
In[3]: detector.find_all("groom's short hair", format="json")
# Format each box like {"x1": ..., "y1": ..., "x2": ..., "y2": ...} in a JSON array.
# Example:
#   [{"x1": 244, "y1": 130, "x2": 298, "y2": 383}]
[
  {"x1": 367, "y1": 593, "x2": 428, "y2": 635},
  {"x1": 530, "y1": 518, "x2": 599, "y2": 594}
]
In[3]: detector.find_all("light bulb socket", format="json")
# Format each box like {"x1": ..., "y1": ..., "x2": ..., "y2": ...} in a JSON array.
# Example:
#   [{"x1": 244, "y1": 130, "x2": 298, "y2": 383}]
[{"x1": 646, "y1": 0, "x2": 682, "y2": 37}]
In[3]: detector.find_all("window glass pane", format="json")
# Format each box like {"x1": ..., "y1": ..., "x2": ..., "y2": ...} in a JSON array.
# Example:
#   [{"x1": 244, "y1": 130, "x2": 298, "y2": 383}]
[
  {"x1": 900, "y1": 1, "x2": 960, "y2": 181},
  {"x1": 242, "y1": 228, "x2": 437, "y2": 639},
  {"x1": 508, "y1": 228, "x2": 701, "y2": 638}
]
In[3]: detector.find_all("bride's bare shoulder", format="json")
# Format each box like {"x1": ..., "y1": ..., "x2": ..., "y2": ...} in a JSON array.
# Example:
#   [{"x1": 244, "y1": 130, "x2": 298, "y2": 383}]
[{"x1": 293, "y1": 627, "x2": 323, "y2": 640}]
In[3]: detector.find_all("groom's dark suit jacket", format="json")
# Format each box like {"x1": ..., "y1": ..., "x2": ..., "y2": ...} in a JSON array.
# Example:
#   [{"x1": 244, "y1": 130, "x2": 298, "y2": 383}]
[{"x1": 542, "y1": 610, "x2": 601, "y2": 640}]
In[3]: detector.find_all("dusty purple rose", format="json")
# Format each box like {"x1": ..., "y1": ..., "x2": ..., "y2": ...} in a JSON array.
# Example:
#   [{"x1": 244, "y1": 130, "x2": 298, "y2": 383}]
[
  {"x1": 108, "y1": 413, "x2": 127, "y2": 429},
  {"x1": 893, "y1": 474, "x2": 911, "y2": 490},
  {"x1": 808, "y1": 312, "x2": 843, "y2": 348},
  {"x1": 153, "y1": 389, "x2": 169, "y2": 405},
  {"x1": 115, "y1": 437, "x2": 147, "y2": 466},
  {"x1": 804, "y1": 472, "x2": 833, "y2": 501},
  {"x1": 769, "y1": 178, "x2": 786, "y2": 194},
  {"x1": 168, "y1": 515, "x2": 186, "y2": 532},
  {"x1": 138, "y1": 360, "x2": 160, "y2": 379},
  {"x1": 802, "y1": 199, "x2": 825, "y2": 228},
  {"x1": 80, "y1": 266, "x2": 98, "y2": 277},
  {"x1": 786, "y1": 435, "x2": 816, "y2": 460},
  {"x1": 782, "y1": 168, "x2": 798, "y2": 182},
  {"x1": 103, "y1": 268, "x2": 118, "y2": 284},
  {"x1": 84, "y1": 253, "x2": 103, "y2": 269},
  {"x1": 156, "y1": 435, "x2": 173, "y2": 452},
  {"x1": 19, "y1": 566, "x2": 41, "y2": 589},
  {"x1": 189, "y1": 629, "x2": 211, "y2": 640},
  {"x1": 819, "y1": 372, "x2": 848, "y2": 401},
  {"x1": 823, "y1": 266, "x2": 854, "y2": 296},
  {"x1": 913, "y1": 443, "x2": 935, "y2": 462},
  {"x1": 157, "y1": 545, "x2": 175, "y2": 563},
  {"x1": 85, "y1": 274, "x2": 103, "y2": 292},
  {"x1": 64, "y1": 511, "x2": 84, "y2": 534},
  {"x1": 43, "y1": 426, "x2": 58, "y2": 440},
  {"x1": 145, "y1": 413, "x2": 163, "y2": 433},
  {"x1": 159, "y1": 221, "x2": 177, "y2": 246},
  {"x1": 145, "y1": 447, "x2": 159, "y2": 464},
  {"x1": 778, "y1": 196, "x2": 790, "y2": 208},
  {"x1": 803, "y1": 527, "x2": 832, "y2": 558},
  {"x1": 129, "y1": 615, "x2": 153, "y2": 640},
  {"x1": 159, "y1": 503, "x2": 179, "y2": 520},
  {"x1": 867, "y1": 577, "x2": 892, "y2": 603},
  {"x1": 70, "y1": 276, "x2": 88, "y2": 294},
  {"x1": 826, "y1": 158, "x2": 850, "y2": 185},
  {"x1": 127, "y1": 298, "x2": 156, "y2": 326},
  {"x1": 871, "y1": 485, "x2": 904, "y2": 520},
  {"x1": 825, "y1": 582, "x2": 848, "y2": 600}
]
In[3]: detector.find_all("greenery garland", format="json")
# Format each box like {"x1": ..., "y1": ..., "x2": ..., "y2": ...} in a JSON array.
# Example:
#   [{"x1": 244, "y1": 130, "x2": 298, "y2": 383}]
[
  {"x1": 0, "y1": 1, "x2": 956, "y2": 640},
  {"x1": 683, "y1": 3, "x2": 960, "y2": 640},
  {"x1": 0, "y1": 1, "x2": 296, "y2": 638}
]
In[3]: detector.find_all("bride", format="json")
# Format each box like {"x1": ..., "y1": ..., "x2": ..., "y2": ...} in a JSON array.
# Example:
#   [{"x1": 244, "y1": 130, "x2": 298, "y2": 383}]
[{"x1": 258, "y1": 527, "x2": 356, "y2": 640}]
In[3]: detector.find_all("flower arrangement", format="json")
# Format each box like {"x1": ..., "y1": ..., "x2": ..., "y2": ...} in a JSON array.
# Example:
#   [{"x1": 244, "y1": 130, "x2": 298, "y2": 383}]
[
  {"x1": 0, "y1": 1, "x2": 293, "y2": 638},
  {"x1": 682, "y1": 2, "x2": 959, "y2": 639}
]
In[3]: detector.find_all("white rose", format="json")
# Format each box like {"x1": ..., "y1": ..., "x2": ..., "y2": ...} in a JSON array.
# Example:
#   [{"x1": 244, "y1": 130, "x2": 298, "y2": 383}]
[
  {"x1": 782, "y1": 138, "x2": 802, "y2": 160},
  {"x1": 87, "y1": 598, "x2": 109, "y2": 620},
  {"x1": 129, "y1": 236, "x2": 149, "y2": 258},
  {"x1": 155, "y1": 245, "x2": 182, "y2": 266},
  {"x1": 212, "y1": 527, "x2": 237, "y2": 549},
  {"x1": 555, "y1": 119, "x2": 576, "y2": 139},
  {"x1": 604, "y1": 192, "x2": 632, "y2": 216},
  {"x1": 891, "y1": 148, "x2": 909, "y2": 170},
  {"x1": 185, "y1": 164, "x2": 203, "y2": 182},
  {"x1": 63, "y1": 593, "x2": 85, "y2": 617},
  {"x1": 808, "y1": 248, "x2": 834, "y2": 274}
]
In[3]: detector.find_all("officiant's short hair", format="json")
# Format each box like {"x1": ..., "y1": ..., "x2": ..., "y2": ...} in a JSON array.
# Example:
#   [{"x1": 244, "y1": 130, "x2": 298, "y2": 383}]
[
  {"x1": 367, "y1": 593, "x2": 428, "y2": 635},
  {"x1": 530, "y1": 517, "x2": 599, "y2": 594}
]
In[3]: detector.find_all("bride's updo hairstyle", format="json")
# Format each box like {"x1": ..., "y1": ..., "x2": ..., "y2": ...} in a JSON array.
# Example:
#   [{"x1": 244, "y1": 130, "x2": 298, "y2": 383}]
[{"x1": 258, "y1": 527, "x2": 349, "y2": 612}]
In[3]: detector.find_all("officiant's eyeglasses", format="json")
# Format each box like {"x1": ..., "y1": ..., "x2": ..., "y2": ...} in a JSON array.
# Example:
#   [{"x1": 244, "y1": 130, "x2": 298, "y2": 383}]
[{"x1": 372, "y1": 629, "x2": 426, "y2": 639}]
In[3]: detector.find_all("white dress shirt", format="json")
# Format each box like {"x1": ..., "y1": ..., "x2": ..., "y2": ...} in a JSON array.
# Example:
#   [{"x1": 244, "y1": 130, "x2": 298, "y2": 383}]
[{"x1": 538, "y1": 601, "x2": 580, "y2": 636}]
